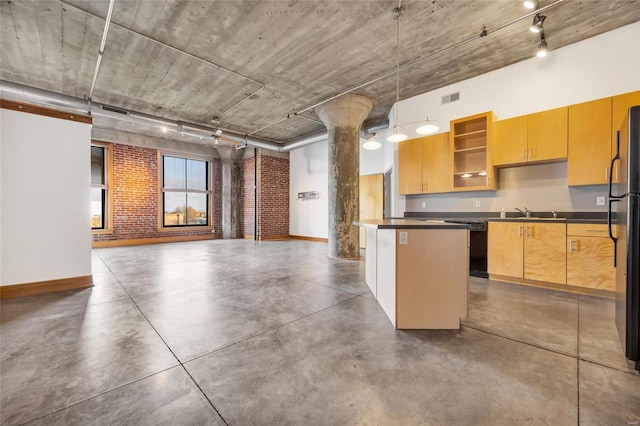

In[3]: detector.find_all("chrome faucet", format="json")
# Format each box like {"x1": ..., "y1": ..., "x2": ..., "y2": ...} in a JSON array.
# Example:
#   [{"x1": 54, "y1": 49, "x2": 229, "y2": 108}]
[{"x1": 514, "y1": 207, "x2": 531, "y2": 218}]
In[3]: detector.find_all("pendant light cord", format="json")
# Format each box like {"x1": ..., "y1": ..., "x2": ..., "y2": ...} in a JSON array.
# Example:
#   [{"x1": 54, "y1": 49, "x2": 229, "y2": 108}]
[{"x1": 394, "y1": 7, "x2": 402, "y2": 130}]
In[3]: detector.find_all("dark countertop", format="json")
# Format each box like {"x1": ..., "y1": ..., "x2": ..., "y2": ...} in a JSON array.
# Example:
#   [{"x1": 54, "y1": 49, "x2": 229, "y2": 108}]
[
  {"x1": 404, "y1": 211, "x2": 612, "y2": 225},
  {"x1": 354, "y1": 219, "x2": 470, "y2": 230}
]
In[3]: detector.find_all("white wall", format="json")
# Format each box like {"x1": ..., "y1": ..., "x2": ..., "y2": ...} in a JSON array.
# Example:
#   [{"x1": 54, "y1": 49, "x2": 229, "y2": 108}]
[
  {"x1": 391, "y1": 21, "x2": 640, "y2": 215},
  {"x1": 1, "y1": 109, "x2": 92, "y2": 286}
]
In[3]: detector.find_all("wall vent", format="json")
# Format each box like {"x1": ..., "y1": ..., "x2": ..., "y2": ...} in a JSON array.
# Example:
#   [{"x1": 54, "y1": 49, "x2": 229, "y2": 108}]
[
  {"x1": 441, "y1": 92, "x2": 460, "y2": 104},
  {"x1": 101, "y1": 105, "x2": 128, "y2": 115}
]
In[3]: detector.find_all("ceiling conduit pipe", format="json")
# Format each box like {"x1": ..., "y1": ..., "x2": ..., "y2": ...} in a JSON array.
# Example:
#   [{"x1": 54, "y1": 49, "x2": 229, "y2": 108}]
[{"x1": 88, "y1": 0, "x2": 115, "y2": 101}]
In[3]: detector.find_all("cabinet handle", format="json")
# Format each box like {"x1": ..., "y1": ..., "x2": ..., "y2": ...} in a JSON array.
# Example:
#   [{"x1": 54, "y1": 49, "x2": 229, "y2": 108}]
[
  {"x1": 605, "y1": 168, "x2": 609, "y2": 182},
  {"x1": 529, "y1": 148, "x2": 533, "y2": 160},
  {"x1": 525, "y1": 225, "x2": 531, "y2": 238},
  {"x1": 615, "y1": 166, "x2": 619, "y2": 181},
  {"x1": 569, "y1": 239, "x2": 575, "y2": 252},
  {"x1": 518, "y1": 225, "x2": 523, "y2": 237}
]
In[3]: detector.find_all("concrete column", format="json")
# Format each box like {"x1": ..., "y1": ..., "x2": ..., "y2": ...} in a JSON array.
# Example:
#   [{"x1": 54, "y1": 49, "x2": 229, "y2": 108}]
[
  {"x1": 315, "y1": 94, "x2": 373, "y2": 259},
  {"x1": 216, "y1": 146, "x2": 242, "y2": 239}
]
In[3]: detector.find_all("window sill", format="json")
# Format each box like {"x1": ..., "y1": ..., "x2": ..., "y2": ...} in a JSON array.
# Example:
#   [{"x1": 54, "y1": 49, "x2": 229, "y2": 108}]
[
  {"x1": 157, "y1": 226, "x2": 215, "y2": 233},
  {"x1": 92, "y1": 229, "x2": 114, "y2": 235}
]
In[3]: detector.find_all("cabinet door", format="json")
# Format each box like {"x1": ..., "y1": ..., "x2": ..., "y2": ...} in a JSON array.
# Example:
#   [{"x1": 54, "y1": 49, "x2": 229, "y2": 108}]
[
  {"x1": 398, "y1": 138, "x2": 423, "y2": 195},
  {"x1": 488, "y1": 222, "x2": 524, "y2": 278},
  {"x1": 359, "y1": 174, "x2": 383, "y2": 248},
  {"x1": 524, "y1": 223, "x2": 566, "y2": 284},
  {"x1": 422, "y1": 132, "x2": 450, "y2": 193},
  {"x1": 527, "y1": 107, "x2": 568, "y2": 162},
  {"x1": 494, "y1": 116, "x2": 527, "y2": 166},
  {"x1": 568, "y1": 97, "x2": 612, "y2": 186},
  {"x1": 567, "y1": 236, "x2": 615, "y2": 291},
  {"x1": 612, "y1": 91, "x2": 640, "y2": 182}
]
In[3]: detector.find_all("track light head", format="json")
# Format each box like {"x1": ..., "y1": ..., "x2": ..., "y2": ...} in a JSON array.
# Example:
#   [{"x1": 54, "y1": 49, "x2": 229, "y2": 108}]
[
  {"x1": 523, "y1": 0, "x2": 538, "y2": 10},
  {"x1": 529, "y1": 13, "x2": 546, "y2": 33},
  {"x1": 537, "y1": 39, "x2": 549, "y2": 57}
]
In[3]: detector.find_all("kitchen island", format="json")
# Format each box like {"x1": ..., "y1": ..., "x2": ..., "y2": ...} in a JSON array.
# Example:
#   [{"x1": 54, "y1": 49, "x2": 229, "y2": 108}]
[{"x1": 354, "y1": 219, "x2": 470, "y2": 329}]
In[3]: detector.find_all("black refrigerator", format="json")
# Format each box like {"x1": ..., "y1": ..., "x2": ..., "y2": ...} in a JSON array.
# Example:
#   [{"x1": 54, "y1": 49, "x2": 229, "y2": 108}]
[{"x1": 609, "y1": 105, "x2": 640, "y2": 371}]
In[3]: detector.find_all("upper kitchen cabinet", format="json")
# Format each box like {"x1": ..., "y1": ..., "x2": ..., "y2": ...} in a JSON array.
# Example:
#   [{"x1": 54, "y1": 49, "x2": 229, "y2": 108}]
[
  {"x1": 495, "y1": 109, "x2": 569, "y2": 167},
  {"x1": 494, "y1": 115, "x2": 528, "y2": 166},
  {"x1": 526, "y1": 107, "x2": 568, "y2": 163},
  {"x1": 568, "y1": 97, "x2": 612, "y2": 186},
  {"x1": 450, "y1": 112, "x2": 496, "y2": 191},
  {"x1": 398, "y1": 133, "x2": 449, "y2": 195},
  {"x1": 612, "y1": 91, "x2": 640, "y2": 182},
  {"x1": 398, "y1": 138, "x2": 423, "y2": 195}
]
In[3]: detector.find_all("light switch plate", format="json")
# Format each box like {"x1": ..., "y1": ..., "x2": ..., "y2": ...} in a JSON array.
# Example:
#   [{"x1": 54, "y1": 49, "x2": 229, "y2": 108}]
[
  {"x1": 421, "y1": 201, "x2": 426, "y2": 208},
  {"x1": 399, "y1": 232, "x2": 408, "y2": 245},
  {"x1": 596, "y1": 196, "x2": 605, "y2": 206}
]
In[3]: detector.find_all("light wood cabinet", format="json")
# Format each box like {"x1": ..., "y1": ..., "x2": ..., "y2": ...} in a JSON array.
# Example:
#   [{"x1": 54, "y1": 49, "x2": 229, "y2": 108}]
[
  {"x1": 527, "y1": 106, "x2": 568, "y2": 163},
  {"x1": 494, "y1": 115, "x2": 528, "y2": 166},
  {"x1": 488, "y1": 222, "x2": 524, "y2": 277},
  {"x1": 523, "y1": 223, "x2": 566, "y2": 285},
  {"x1": 612, "y1": 91, "x2": 640, "y2": 182},
  {"x1": 488, "y1": 221, "x2": 566, "y2": 285},
  {"x1": 568, "y1": 97, "x2": 612, "y2": 186},
  {"x1": 494, "y1": 109, "x2": 568, "y2": 167},
  {"x1": 398, "y1": 133, "x2": 449, "y2": 195},
  {"x1": 398, "y1": 138, "x2": 423, "y2": 195},
  {"x1": 567, "y1": 224, "x2": 615, "y2": 291},
  {"x1": 450, "y1": 112, "x2": 496, "y2": 191},
  {"x1": 359, "y1": 173, "x2": 383, "y2": 248}
]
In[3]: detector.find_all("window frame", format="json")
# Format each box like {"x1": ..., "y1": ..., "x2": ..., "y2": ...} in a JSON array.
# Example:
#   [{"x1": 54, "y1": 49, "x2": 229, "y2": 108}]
[
  {"x1": 157, "y1": 151, "x2": 214, "y2": 231},
  {"x1": 91, "y1": 141, "x2": 113, "y2": 234}
]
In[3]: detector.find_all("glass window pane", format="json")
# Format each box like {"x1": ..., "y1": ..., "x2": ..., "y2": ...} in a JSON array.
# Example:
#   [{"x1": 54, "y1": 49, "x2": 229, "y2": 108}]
[
  {"x1": 186, "y1": 159, "x2": 207, "y2": 190},
  {"x1": 163, "y1": 156, "x2": 186, "y2": 189},
  {"x1": 186, "y1": 193, "x2": 208, "y2": 225},
  {"x1": 91, "y1": 187, "x2": 104, "y2": 229},
  {"x1": 91, "y1": 146, "x2": 105, "y2": 186},
  {"x1": 164, "y1": 192, "x2": 187, "y2": 226}
]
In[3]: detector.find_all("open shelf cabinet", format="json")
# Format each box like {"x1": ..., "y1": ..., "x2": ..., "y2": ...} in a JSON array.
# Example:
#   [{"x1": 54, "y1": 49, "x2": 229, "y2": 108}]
[{"x1": 450, "y1": 111, "x2": 496, "y2": 191}]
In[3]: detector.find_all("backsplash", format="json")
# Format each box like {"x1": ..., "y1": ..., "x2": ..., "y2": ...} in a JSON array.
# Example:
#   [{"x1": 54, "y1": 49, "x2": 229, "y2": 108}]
[{"x1": 405, "y1": 162, "x2": 608, "y2": 213}]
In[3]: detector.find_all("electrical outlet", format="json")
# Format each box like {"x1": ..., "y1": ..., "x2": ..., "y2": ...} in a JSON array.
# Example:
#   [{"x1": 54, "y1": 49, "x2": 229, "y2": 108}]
[
  {"x1": 597, "y1": 196, "x2": 606, "y2": 206},
  {"x1": 475, "y1": 200, "x2": 482, "y2": 208},
  {"x1": 421, "y1": 201, "x2": 427, "y2": 209},
  {"x1": 399, "y1": 232, "x2": 408, "y2": 245}
]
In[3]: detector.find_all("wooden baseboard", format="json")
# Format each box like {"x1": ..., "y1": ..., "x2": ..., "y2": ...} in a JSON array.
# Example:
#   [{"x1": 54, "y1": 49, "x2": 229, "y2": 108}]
[
  {"x1": 259, "y1": 234, "x2": 291, "y2": 241},
  {"x1": 243, "y1": 234, "x2": 255, "y2": 240},
  {"x1": 289, "y1": 235, "x2": 328, "y2": 242},
  {"x1": 0, "y1": 275, "x2": 93, "y2": 299},
  {"x1": 92, "y1": 234, "x2": 215, "y2": 248},
  {"x1": 489, "y1": 274, "x2": 614, "y2": 299}
]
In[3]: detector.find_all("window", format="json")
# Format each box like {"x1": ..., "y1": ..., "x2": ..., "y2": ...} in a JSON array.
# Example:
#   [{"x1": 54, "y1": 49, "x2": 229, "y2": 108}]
[
  {"x1": 161, "y1": 155, "x2": 210, "y2": 227},
  {"x1": 91, "y1": 144, "x2": 110, "y2": 230}
]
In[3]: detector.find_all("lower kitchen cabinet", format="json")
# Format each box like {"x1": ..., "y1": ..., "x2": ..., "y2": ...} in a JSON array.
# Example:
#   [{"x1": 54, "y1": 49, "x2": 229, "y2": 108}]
[
  {"x1": 566, "y1": 224, "x2": 616, "y2": 291},
  {"x1": 488, "y1": 221, "x2": 566, "y2": 285}
]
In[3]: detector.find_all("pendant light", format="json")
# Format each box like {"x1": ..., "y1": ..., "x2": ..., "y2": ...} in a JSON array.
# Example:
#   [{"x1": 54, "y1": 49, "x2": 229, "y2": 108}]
[{"x1": 362, "y1": 5, "x2": 439, "y2": 150}]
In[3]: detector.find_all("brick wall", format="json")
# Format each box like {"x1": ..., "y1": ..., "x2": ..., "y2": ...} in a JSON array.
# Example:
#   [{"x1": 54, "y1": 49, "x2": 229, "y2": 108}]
[
  {"x1": 93, "y1": 143, "x2": 220, "y2": 242},
  {"x1": 259, "y1": 155, "x2": 290, "y2": 238},
  {"x1": 241, "y1": 156, "x2": 255, "y2": 237}
]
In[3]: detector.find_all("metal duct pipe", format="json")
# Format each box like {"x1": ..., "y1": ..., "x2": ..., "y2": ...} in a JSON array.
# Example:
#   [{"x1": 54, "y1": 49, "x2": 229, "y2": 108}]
[{"x1": 0, "y1": 80, "x2": 384, "y2": 153}]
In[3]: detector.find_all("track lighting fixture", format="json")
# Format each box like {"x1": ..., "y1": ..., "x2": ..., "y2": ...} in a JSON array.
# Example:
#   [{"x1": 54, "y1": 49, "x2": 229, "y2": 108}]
[
  {"x1": 529, "y1": 13, "x2": 546, "y2": 33},
  {"x1": 537, "y1": 38, "x2": 549, "y2": 57},
  {"x1": 523, "y1": 0, "x2": 537, "y2": 10}
]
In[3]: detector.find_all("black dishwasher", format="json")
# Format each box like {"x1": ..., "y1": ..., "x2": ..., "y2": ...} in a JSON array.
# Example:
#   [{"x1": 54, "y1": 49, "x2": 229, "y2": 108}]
[{"x1": 444, "y1": 219, "x2": 488, "y2": 278}]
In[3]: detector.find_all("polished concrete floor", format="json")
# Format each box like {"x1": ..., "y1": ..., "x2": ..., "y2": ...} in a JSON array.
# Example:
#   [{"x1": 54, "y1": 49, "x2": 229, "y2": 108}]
[{"x1": 1, "y1": 239, "x2": 639, "y2": 425}]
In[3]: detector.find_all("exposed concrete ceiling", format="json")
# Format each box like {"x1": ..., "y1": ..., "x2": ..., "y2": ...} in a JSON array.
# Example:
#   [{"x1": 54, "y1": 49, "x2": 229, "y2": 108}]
[{"x1": 1, "y1": 0, "x2": 639, "y2": 145}]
